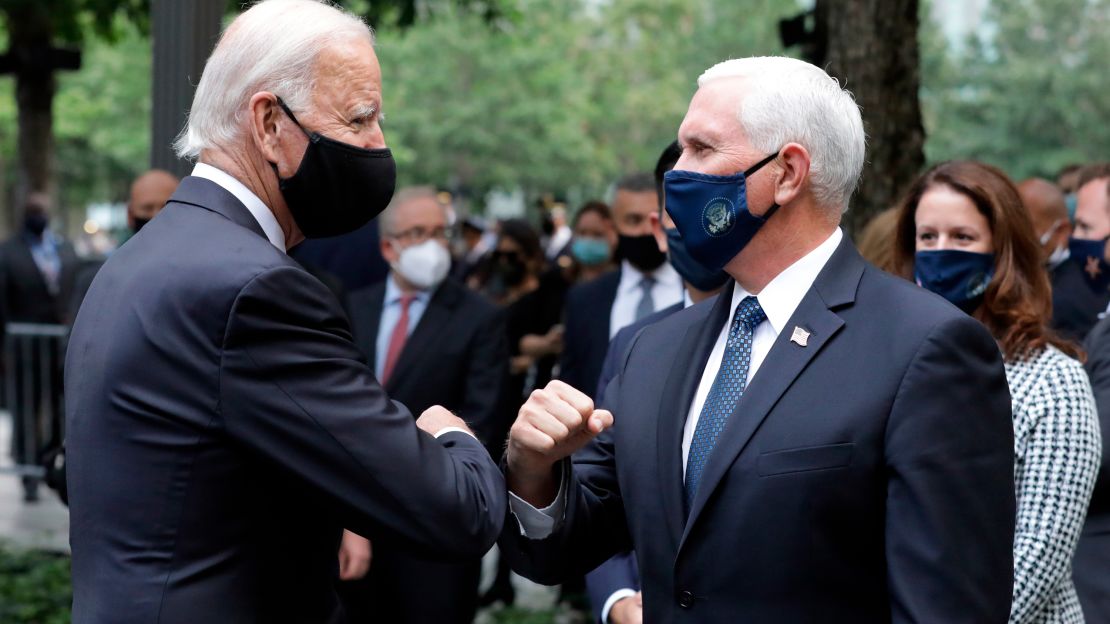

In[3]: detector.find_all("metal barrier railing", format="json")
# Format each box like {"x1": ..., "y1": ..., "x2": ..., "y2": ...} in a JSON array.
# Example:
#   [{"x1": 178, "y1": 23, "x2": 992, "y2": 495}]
[{"x1": 2, "y1": 323, "x2": 68, "y2": 480}]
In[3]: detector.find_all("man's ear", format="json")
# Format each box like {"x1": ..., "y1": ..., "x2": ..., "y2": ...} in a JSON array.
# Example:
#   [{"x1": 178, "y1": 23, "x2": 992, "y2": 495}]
[
  {"x1": 773, "y1": 142, "x2": 811, "y2": 208},
  {"x1": 249, "y1": 93, "x2": 285, "y2": 173},
  {"x1": 650, "y1": 211, "x2": 667, "y2": 253},
  {"x1": 380, "y1": 237, "x2": 399, "y2": 264}
]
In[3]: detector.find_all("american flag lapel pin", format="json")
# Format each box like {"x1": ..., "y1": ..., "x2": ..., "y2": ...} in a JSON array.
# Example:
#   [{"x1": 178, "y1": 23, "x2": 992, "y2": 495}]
[{"x1": 790, "y1": 326, "x2": 810, "y2": 347}]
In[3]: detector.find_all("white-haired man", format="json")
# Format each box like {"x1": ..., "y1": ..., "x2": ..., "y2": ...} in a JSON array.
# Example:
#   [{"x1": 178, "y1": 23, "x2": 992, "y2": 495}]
[
  {"x1": 63, "y1": 2, "x2": 505, "y2": 622},
  {"x1": 500, "y1": 57, "x2": 1016, "y2": 622}
]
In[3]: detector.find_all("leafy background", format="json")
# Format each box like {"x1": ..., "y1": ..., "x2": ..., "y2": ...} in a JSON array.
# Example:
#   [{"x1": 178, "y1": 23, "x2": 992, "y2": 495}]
[{"x1": 0, "y1": 0, "x2": 1104, "y2": 231}]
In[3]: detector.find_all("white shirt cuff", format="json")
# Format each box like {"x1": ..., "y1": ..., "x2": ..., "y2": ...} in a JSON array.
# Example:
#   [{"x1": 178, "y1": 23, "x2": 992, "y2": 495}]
[
  {"x1": 433, "y1": 426, "x2": 475, "y2": 439},
  {"x1": 507, "y1": 467, "x2": 567, "y2": 539},
  {"x1": 601, "y1": 589, "x2": 638, "y2": 624}
]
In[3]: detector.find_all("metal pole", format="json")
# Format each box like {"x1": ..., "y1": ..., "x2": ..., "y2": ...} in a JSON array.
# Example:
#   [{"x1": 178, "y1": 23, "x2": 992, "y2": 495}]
[{"x1": 150, "y1": 0, "x2": 226, "y2": 177}]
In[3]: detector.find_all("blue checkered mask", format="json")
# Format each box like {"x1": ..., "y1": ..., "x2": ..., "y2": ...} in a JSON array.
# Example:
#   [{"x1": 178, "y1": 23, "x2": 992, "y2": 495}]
[{"x1": 663, "y1": 151, "x2": 780, "y2": 272}]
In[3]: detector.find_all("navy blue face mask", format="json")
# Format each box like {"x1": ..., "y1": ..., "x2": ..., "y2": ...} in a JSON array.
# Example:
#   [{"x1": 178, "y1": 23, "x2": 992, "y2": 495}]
[
  {"x1": 665, "y1": 227, "x2": 731, "y2": 292},
  {"x1": 914, "y1": 249, "x2": 995, "y2": 313},
  {"x1": 1068, "y1": 237, "x2": 1110, "y2": 293},
  {"x1": 663, "y1": 152, "x2": 779, "y2": 271}
]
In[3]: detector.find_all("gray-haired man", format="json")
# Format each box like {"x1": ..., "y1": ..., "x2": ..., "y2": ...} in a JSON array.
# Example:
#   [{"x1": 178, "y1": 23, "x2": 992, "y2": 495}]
[{"x1": 64, "y1": 2, "x2": 505, "y2": 622}]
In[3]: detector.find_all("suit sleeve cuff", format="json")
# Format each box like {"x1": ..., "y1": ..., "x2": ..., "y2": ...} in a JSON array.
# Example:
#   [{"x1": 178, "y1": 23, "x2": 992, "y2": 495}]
[
  {"x1": 601, "y1": 589, "x2": 638, "y2": 624},
  {"x1": 507, "y1": 466, "x2": 567, "y2": 539},
  {"x1": 433, "y1": 426, "x2": 476, "y2": 440}
]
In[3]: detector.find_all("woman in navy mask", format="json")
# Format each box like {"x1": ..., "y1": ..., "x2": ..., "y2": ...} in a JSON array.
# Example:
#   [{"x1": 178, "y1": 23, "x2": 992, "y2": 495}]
[{"x1": 889, "y1": 160, "x2": 1101, "y2": 624}]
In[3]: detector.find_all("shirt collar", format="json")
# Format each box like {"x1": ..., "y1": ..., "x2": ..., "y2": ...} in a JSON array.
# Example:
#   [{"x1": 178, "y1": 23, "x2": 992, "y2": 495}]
[
  {"x1": 733, "y1": 228, "x2": 843, "y2": 335},
  {"x1": 619, "y1": 259, "x2": 682, "y2": 294},
  {"x1": 191, "y1": 162, "x2": 286, "y2": 253},
  {"x1": 385, "y1": 273, "x2": 432, "y2": 305},
  {"x1": 25, "y1": 230, "x2": 58, "y2": 250}
]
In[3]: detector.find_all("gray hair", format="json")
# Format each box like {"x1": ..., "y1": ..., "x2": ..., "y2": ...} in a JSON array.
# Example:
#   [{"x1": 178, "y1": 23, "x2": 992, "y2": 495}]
[
  {"x1": 378, "y1": 186, "x2": 446, "y2": 237},
  {"x1": 174, "y1": 0, "x2": 373, "y2": 160},
  {"x1": 698, "y1": 57, "x2": 866, "y2": 212}
]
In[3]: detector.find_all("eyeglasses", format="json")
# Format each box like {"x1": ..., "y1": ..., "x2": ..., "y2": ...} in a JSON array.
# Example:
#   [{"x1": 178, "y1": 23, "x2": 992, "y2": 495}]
[{"x1": 390, "y1": 226, "x2": 453, "y2": 245}]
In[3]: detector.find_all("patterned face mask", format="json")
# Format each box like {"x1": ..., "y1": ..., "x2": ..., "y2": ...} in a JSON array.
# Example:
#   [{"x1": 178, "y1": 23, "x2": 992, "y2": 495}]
[{"x1": 914, "y1": 249, "x2": 995, "y2": 313}]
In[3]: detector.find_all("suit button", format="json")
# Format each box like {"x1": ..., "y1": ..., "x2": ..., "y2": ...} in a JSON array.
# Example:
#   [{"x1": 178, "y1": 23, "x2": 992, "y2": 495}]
[{"x1": 677, "y1": 590, "x2": 695, "y2": 608}]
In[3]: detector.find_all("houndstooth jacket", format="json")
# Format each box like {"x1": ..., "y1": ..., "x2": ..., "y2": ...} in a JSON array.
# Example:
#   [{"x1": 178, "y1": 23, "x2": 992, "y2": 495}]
[{"x1": 1007, "y1": 344, "x2": 1102, "y2": 624}]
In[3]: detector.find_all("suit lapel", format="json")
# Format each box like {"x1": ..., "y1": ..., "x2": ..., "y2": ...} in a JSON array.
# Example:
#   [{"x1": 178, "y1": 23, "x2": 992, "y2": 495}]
[
  {"x1": 598, "y1": 270, "x2": 621, "y2": 345},
  {"x1": 679, "y1": 237, "x2": 865, "y2": 549},
  {"x1": 655, "y1": 285, "x2": 734, "y2": 545},
  {"x1": 386, "y1": 281, "x2": 461, "y2": 392}
]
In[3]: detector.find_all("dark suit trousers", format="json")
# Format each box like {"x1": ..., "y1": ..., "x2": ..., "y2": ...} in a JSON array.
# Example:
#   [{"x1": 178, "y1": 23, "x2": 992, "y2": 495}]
[{"x1": 339, "y1": 545, "x2": 480, "y2": 623}]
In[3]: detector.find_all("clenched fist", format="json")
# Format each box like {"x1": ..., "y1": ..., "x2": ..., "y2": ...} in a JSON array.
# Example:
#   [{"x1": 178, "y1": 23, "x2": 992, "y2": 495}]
[{"x1": 505, "y1": 380, "x2": 613, "y2": 507}]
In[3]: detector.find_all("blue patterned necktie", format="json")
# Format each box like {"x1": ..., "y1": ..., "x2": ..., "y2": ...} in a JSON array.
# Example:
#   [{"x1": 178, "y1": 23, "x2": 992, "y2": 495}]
[{"x1": 684, "y1": 295, "x2": 766, "y2": 511}]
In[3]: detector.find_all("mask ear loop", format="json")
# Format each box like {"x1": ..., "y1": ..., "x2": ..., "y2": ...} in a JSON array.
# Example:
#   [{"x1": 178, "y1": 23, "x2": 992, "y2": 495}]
[
  {"x1": 269, "y1": 96, "x2": 314, "y2": 183},
  {"x1": 744, "y1": 150, "x2": 782, "y2": 221},
  {"x1": 743, "y1": 151, "x2": 779, "y2": 177},
  {"x1": 275, "y1": 97, "x2": 313, "y2": 139}
]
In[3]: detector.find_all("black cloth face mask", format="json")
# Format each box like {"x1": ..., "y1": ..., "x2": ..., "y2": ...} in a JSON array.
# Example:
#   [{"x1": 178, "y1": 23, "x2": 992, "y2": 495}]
[
  {"x1": 271, "y1": 97, "x2": 397, "y2": 239},
  {"x1": 617, "y1": 233, "x2": 667, "y2": 272}
]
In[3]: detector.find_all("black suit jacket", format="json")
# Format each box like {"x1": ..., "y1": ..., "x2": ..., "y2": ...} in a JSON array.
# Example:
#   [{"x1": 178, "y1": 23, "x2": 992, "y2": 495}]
[
  {"x1": 65, "y1": 176, "x2": 506, "y2": 624},
  {"x1": 1075, "y1": 318, "x2": 1110, "y2": 620},
  {"x1": 347, "y1": 278, "x2": 508, "y2": 453},
  {"x1": 0, "y1": 232, "x2": 79, "y2": 326},
  {"x1": 558, "y1": 270, "x2": 620, "y2": 400},
  {"x1": 503, "y1": 237, "x2": 1016, "y2": 622},
  {"x1": 1051, "y1": 258, "x2": 1110, "y2": 342}
]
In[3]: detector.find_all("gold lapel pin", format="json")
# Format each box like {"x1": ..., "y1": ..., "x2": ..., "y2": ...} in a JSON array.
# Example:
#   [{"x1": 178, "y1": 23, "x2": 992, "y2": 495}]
[{"x1": 790, "y1": 326, "x2": 810, "y2": 347}]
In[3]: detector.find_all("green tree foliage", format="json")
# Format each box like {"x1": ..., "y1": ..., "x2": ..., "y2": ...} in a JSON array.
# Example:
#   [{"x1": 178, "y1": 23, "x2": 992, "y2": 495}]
[
  {"x1": 373, "y1": 0, "x2": 792, "y2": 201},
  {"x1": 921, "y1": 0, "x2": 1110, "y2": 179},
  {"x1": 0, "y1": 17, "x2": 149, "y2": 220},
  {"x1": 4, "y1": 0, "x2": 1107, "y2": 217}
]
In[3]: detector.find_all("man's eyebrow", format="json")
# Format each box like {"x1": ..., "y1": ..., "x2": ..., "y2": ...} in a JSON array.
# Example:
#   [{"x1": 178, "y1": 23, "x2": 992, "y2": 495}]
[
  {"x1": 679, "y1": 133, "x2": 713, "y2": 150},
  {"x1": 349, "y1": 101, "x2": 379, "y2": 118}
]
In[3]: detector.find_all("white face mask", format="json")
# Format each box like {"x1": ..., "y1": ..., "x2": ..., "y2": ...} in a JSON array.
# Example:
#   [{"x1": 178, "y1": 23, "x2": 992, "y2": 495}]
[
  {"x1": 1038, "y1": 219, "x2": 1064, "y2": 246},
  {"x1": 1046, "y1": 244, "x2": 1070, "y2": 270},
  {"x1": 1039, "y1": 219, "x2": 1069, "y2": 269},
  {"x1": 392, "y1": 239, "x2": 451, "y2": 289}
]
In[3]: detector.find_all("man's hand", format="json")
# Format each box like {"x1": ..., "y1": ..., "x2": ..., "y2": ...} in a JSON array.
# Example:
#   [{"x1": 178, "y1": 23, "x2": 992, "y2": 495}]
[
  {"x1": 505, "y1": 380, "x2": 613, "y2": 507},
  {"x1": 337, "y1": 529, "x2": 372, "y2": 581},
  {"x1": 416, "y1": 405, "x2": 473, "y2": 437},
  {"x1": 609, "y1": 592, "x2": 643, "y2": 624}
]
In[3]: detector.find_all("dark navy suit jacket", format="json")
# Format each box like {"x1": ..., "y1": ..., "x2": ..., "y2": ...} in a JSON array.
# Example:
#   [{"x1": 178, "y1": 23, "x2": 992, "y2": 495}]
[
  {"x1": 503, "y1": 237, "x2": 1016, "y2": 623},
  {"x1": 1051, "y1": 257, "x2": 1110, "y2": 342},
  {"x1": 1074, "y1": 317, "x2": 1110, "y2": 620},
  {"x1": 585, "y1": 300, "x2": 685, "y2": 622},
  {"x1": 558, "y1": 270, "x2": 621, "y2": 400},
  {"x1": 65, "y1": 176, "x2": 506, "y2": 623}
]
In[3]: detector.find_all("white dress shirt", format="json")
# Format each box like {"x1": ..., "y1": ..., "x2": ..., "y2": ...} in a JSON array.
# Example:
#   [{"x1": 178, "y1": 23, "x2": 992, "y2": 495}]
[
  {"x1": 546, "y1": 225, "x2": 573, "y2": 260},
  {"x1": 680, "y1": 228, "x2": 842, "y2": 474},
  {"x1": 191, "y1": 163, "x2": 287, "y2": 253},
  {"x1": 609, "y1": 260, "x2": 684, "y2": 339},
  {"x1": 508, "y1": 228, "x2": 844, "y2": 538},
  {"x1": 374, "y1": 274, "x2": 433, "y2": 379}
]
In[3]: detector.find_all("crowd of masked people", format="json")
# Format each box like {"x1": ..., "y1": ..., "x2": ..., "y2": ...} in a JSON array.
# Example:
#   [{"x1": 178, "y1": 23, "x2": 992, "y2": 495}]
[{"x1": 4, "y1": 145, "x2": 1110, "y2": 622}]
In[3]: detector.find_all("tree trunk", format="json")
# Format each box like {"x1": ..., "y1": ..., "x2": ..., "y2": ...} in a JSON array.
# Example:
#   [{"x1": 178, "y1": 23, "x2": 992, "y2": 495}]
[
  {"x1": 815, "y1": 0, "x2": 924, "y2": 237},
  {"x1": 6, "y1": 5, "x2": 57, "y2": 218}
]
